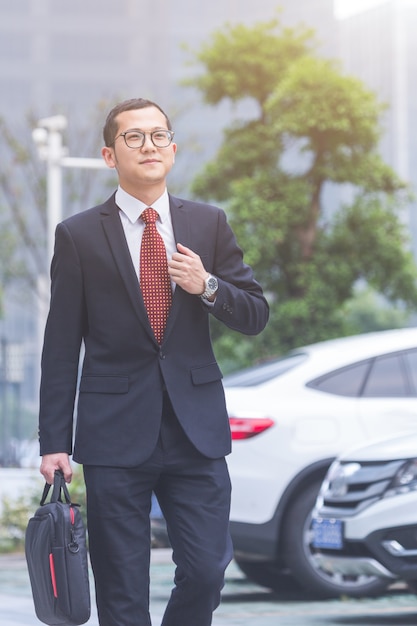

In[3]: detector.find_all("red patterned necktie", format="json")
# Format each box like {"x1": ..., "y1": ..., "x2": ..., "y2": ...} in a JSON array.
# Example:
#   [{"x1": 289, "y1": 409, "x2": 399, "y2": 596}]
[{"x1": 140, "y1": 207, "x2": 172, "y2": 344}]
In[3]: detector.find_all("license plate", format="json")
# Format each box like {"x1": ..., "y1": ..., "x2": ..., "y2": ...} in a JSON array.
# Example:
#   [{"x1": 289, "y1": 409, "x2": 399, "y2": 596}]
[{"x1": 311, "y1": 517, "x2": 343, "y2": 550}]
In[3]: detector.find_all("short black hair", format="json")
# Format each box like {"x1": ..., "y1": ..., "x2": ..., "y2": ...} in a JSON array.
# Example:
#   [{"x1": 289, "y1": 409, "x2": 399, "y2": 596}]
[{"x1": 103, "y1": 98, "x2": 172, "y2": 146}]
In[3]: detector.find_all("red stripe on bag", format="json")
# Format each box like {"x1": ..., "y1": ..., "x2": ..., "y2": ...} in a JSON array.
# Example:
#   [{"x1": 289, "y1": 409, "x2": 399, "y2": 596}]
[
  {"x1": 70, "y1": 506, "x2": 75, "y2": 525},
  {"x1": 49, "y1": 553, "x2": 58, "y2": 598}
]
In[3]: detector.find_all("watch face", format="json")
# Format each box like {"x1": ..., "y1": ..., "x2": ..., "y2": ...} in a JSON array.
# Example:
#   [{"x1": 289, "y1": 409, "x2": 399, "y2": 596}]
[{"x1": 207, "y1": 277, "x2": 217, "y2": 290}]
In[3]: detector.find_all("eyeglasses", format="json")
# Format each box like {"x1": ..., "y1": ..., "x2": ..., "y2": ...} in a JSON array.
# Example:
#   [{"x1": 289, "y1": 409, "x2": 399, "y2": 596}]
[{"x1": 115, "y1": 129, "x2": 175, "y2": 149}]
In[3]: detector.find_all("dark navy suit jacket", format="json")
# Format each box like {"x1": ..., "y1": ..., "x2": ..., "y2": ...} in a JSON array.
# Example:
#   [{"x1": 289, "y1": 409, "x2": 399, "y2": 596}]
[{"x1": 39, "y1": 193, "x2": 269, "y2": 466}]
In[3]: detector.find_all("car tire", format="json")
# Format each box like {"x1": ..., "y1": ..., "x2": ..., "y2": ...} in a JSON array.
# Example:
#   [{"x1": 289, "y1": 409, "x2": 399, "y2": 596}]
[
  {"x1": 233, "y1": 558, "x2": 303, "y2": 595},
  {"x1": 282, "y1": 479, "x2": 390, "y2": 598}
]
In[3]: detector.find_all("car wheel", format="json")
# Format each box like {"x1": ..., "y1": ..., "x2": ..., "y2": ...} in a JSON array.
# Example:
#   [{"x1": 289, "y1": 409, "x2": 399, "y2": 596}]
[
  {"x1": 233, "y1": 558, "x2": 302, "y2": 594},
  {"x1": 282, "y1": 479, "x2": 390, "y2": 598}
]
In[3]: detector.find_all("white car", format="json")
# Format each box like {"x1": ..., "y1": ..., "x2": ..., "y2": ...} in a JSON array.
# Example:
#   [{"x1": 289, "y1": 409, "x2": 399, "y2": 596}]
[
  {"x1": 312, "y1": 432, "x2": 417, "y2": 593},
  {"x1": 224, "y1": 327, "x2": 417, "y2": 597}
]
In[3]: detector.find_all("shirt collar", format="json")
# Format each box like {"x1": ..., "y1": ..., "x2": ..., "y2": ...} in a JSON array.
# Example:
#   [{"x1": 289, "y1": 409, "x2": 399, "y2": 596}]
[{"x1": 115, "y1": 186, "x2": 170, "y2": 224}]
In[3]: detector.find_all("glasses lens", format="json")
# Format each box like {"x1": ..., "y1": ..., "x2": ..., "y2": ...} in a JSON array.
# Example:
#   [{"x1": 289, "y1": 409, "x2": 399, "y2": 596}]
[
  {"x1": 151, "y1": 130, "x2": 173, "y2": 147},
  {"x1": 124, "y1": 131, "x2": 145, "y2": 148}
]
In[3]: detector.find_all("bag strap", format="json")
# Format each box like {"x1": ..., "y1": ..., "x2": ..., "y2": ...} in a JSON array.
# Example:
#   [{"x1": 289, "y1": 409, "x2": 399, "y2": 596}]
[{"x1": 40, "y1": 469, "x2": 72, "y2": 506}]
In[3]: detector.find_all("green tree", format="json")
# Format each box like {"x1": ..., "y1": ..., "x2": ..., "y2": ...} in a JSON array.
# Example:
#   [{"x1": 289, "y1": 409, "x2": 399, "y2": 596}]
[
  {"x1": 186, "y1": 18, "x2": 416, "y2": 367},
  {"x1": 0, "y1": 114, "x2": 47, "y2": 315}
]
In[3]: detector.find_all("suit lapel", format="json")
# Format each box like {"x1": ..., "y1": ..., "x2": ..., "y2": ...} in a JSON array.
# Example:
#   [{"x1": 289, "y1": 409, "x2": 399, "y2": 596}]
[
  {"x1": 169, "y1": 195, "x2": 190, "y2": 248},
  {"x1": 100, "y1": 197, "x2": 156, "y2": 342},
  {"x1": 163, "y1": 195, "x2": 191, "y2": 342}
]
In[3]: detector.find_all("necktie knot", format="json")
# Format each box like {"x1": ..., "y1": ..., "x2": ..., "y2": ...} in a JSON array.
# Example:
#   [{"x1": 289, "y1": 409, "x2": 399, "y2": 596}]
[{"x1": 141, "y1": 207, "x2": 159, "y2": 225}]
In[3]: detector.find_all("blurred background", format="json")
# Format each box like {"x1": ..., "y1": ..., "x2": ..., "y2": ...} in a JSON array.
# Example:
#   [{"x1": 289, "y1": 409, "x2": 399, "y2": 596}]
[{"x1": 1, "y1": 0, "x2": 417, "y2": 468}]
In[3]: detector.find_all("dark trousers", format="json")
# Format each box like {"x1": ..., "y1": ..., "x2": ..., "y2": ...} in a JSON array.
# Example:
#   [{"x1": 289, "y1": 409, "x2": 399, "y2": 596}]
[{"x1": 83, "y1": 394, "x2": 233, "y2": 626}]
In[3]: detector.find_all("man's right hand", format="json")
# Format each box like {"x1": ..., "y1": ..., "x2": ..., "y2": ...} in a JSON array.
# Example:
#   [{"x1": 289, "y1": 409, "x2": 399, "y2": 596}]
[{"x1": 40, "y1": 453, "x2": 73, "y2": 484}]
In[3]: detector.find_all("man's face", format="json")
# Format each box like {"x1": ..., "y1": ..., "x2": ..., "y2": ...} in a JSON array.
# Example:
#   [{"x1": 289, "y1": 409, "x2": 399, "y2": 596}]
[{"x1": 102, "y1": 106, "x2": 177, "y2": 198}]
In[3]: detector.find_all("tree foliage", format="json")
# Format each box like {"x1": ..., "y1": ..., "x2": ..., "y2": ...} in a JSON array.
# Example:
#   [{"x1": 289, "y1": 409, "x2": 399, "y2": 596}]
[
  {"x1": 186, "y1": 18, "x2": 315, "y2": 108},
  {"x1": 186, "y1": 17, "x2": 416, "y2": 368},
  {"x1": 0, "y1": 114, "x2": 48, "y2": 313}
]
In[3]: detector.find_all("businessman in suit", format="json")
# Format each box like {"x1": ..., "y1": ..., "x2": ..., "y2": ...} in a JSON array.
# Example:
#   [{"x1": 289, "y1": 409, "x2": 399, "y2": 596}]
[{"x1": 39, "y1": 98, "x2": 269, "y2": 626}]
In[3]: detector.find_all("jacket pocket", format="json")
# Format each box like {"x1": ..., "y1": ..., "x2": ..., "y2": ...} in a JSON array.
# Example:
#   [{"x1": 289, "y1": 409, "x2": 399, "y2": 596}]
[
  {"x1": 191, "y1": 362, "x2": 223, "y2": 386},
  {"x1": 79, "y1": 376, "x2": 129, "y2": 394}
]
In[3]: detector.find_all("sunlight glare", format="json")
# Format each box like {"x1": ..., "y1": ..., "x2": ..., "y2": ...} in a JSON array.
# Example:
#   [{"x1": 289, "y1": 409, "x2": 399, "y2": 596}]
[{"x1": 334, "y1": 0, "x2": 391, "y2": 19}]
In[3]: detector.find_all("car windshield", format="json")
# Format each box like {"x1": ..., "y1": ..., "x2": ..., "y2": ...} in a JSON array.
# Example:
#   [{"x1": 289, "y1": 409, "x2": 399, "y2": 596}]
[{"x1": 223, "y1": 352, "x2": 308, "y2": 387}]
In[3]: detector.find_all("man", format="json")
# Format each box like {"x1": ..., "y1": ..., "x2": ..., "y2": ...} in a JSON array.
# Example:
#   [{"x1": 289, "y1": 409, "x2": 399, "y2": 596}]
[{"x1": 39, "y1": 98, "x2": 269, "y2": 626}]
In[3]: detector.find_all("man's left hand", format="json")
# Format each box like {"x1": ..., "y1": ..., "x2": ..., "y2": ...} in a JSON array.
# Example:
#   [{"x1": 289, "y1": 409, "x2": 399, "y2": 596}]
[{"x1": 168, "y1": 243, "x2": 207, "y2": 295}]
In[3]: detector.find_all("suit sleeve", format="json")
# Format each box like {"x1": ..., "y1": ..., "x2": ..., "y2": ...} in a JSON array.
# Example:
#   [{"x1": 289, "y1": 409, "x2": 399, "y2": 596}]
[
  {"x1": 38, "y1": 223, "x2": 86, "y2": 455},
  {"x1": 209, "y1": 209, "x2": 269, "y2": 335}
]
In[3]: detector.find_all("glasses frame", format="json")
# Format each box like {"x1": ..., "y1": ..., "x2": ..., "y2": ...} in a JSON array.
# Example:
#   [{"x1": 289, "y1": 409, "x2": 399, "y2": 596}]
[{"x1": 115, "y1": 128, "x2": 175, "y2": 149}]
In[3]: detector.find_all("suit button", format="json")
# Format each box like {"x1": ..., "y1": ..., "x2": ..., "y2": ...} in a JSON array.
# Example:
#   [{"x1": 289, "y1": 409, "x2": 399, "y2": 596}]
[{"x1": 159, "y1": 350, "x2": 166, "y2": 360}]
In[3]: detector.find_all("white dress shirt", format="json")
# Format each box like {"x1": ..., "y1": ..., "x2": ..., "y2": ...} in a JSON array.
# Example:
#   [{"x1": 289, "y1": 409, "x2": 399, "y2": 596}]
[{"x1": 115, "y1": 185, "x2": 176, "y2": 286}]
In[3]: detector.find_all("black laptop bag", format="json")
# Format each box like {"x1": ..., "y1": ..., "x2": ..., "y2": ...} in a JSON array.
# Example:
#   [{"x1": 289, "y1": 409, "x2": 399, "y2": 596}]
[{"x1": 25, "y1": 470, "x2": 91, "y2": 625}]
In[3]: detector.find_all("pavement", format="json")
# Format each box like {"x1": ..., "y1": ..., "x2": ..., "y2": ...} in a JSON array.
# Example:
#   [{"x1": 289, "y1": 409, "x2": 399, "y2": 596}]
[
  {"x1": 1, "y1": 549, "x2": 417, "y2": 626},
  {"x1": 1, "y1": 550, "x2": 173, "y2": 626}
]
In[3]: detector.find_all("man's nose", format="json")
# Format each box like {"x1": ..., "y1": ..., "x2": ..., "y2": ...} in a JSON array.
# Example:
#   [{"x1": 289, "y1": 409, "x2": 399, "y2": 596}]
[{"x1": 141, "y1": 133, "x2": 156, "y2": 149}]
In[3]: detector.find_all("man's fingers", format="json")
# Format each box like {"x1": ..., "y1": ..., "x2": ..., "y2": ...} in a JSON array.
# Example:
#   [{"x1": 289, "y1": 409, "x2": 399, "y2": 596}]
[
  {"x1": 40, "y1": 453, "x2": 73, "y2": 484},
  {"x1": 176, "y1": 242, "x2": 197, "y2": 257}
]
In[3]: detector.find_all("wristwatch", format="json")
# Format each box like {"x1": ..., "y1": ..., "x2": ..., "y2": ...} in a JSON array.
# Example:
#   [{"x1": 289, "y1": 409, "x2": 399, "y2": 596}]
[{"x1": 200, "y1": 274, "x2": 218, "y2": 299}]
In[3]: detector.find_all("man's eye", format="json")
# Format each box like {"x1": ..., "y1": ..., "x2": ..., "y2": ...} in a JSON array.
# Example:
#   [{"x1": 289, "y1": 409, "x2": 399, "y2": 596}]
[{"x1": 127, "y1": 133, "x2": 143, "y2": 141}]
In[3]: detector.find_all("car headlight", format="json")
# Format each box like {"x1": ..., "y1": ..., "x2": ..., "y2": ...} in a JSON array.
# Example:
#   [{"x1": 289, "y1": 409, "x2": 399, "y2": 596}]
[
  {"x1": 315, "y1": 460, "x2": 361, "y2": 509},
  {"x1": 385, "y1": 459, "x2": 417, "y2": 498}
]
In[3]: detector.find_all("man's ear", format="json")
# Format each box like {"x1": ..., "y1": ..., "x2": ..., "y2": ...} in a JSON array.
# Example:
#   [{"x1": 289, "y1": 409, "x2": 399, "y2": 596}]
[{"x1": 101, "y1": 146, "x2": 116, "y2": 169}]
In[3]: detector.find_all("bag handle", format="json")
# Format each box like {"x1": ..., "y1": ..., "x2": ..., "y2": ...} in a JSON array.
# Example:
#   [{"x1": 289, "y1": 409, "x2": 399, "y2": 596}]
[{"x1": 40, "y1": 469, "x2": 72, "y2": 506}]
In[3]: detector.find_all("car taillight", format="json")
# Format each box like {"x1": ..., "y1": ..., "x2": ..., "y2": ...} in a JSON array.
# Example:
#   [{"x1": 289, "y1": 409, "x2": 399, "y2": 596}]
[{"x1": 229, "y1": 417, "x2": 274, "y2": 440}]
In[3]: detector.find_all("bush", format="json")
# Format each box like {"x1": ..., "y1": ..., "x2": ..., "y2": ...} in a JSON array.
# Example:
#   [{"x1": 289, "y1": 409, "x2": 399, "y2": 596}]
[
  {"x1": 0, "y1": 492, "x2": 39, "y2": 553},
  {"x1": 0, "y1": 465, "x2": 87, "y2": 553}
]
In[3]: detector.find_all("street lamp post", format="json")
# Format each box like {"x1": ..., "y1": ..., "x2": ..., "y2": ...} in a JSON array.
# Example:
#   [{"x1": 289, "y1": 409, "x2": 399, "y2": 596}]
[
  {"x1": 32, "y1": 115, "x2": 67, "y2": 264},
  {"x1": 32, "y1": 115, "x2": 109, "y2": 265}
]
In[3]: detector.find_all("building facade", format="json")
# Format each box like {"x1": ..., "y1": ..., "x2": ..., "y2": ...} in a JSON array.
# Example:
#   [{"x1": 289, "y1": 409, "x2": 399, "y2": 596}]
[{"x1": 337, "y1": 0, "x2": 417, "y2": 252}]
